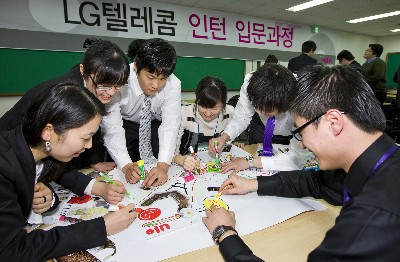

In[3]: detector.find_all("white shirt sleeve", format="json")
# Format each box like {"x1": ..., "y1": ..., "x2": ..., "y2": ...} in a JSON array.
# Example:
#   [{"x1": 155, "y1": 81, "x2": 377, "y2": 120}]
[
  {"x1": 83, "y1": 179, "x2": 96, "y2": 196},
  {"x1": 157, "y1": 83, "x2": 182, "y2": 164},
  {"x1": 260, "y1": 137, "x2": 314, "y2": 171},
  {"x1": 101, "y1": 92, "x2": 133, "y2": 169},
  {"x1": 223, "y1": 73, "x2": 255, "y2": 140}
]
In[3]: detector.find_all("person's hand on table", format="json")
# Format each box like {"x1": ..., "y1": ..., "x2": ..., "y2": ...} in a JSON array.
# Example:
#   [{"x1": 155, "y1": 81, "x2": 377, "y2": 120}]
[
  {"x1": 181, "y1": 155, "x2": 200, "y2": 172},
  {"x1": 208, "y1": 133, "x2": 230, "y2": 155},
  {"x1": 122, "y1": 162, "x2": 141, "y2": 184},
  {"x1": 220, "y1": 157, "x2": 249, "y2": 173},
  {"x1": 32, "y1": 182, "x2": 53, "y2": 214},
  {"x1": 142, "y1": 162, "x2": 169, "y2": 188},
  {"x1": 104, "y1": 203, "x2": 137, "y2": 235},
  {"x1": 218, "y1": 173, "x2": 259, "y2": 195},
  {"x1": 93, "y1": 180, "x2": 126, "y2": 205},
  {"x1": 91, "y1": 162, "x2": 116, "y2": 172},
  {"x1": 202, "y1": 205, "x2": 237, "y2": 242}
]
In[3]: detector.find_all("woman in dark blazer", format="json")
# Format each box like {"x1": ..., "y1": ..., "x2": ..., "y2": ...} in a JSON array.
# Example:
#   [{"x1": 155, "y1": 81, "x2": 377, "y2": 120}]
[{"x1": 0, "y1": 82, "x2": 136, "y2": 261}]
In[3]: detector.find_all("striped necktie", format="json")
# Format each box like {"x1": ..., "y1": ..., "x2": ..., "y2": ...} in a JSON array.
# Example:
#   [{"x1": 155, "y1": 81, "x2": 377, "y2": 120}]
[{"x1": 139, "y1": 95, "x2": 157, "y2": 163}]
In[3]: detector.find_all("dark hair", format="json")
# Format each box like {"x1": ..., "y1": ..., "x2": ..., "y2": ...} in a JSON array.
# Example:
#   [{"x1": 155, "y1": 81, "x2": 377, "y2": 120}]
[
  {"x1": 289, "y1": 65, "x2": 386, "y2": 133},
  {"x1": 265, "y1": 54, "x2": 278, "y2": 64},
  {"x1": 302, "y1": 40, "x2": 317, "y2": 53},
  {"x1": 23, "y1": 81, "x2": 106, "y2": 146},
  {"x1": 337, "y1": 50, "x2": 355, "y2": 62},
  {"x1": 83, "y1": 37, "x2": 97, "y2": 49},
  {"x1": 22, "y1": 81, "x2": 106, "y2": 182},
  {"x1": 82, "y1": 39, "x2": 130, "y2": 87},
  {"x1": 369, "y1": 44, "x2": 384, "y2": 57},
  {"x1": 135, "y1": 38, "x2": 177, "y2": 77},
  {"x1": 195, "y1": 76, "x2": 227, "y2": 110},
  {"x1": 127, "y1": 39, "x2": 147, "y2": 62},
  {"x1": 247, "y1": 64, "x2": 297, "y2": 113}
]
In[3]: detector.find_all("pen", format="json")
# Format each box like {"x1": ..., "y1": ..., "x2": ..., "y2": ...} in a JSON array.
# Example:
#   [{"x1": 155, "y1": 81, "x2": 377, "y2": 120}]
[
  {"x1": 215, "y1": 184, "x2": 231, "y2": 198},
  {"x1": 100, "y1": 172, "x2": 134, "y2": 199}
]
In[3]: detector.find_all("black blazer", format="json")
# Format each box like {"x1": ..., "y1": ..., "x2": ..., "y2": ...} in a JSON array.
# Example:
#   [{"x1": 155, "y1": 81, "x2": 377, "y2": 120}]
[
  {"x1": 0, "y1": 127, "x2": 106, "y2": 261},
  {"x1": 0, "y1": 67, "x2": 102, "y2": 195},
  {"x1": 288, "y1": 53, "x2": 317, "y2": 74}
]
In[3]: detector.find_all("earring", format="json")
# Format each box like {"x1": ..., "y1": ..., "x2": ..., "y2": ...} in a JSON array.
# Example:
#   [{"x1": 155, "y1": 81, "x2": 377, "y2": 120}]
[{"x1": 45, "y1": 141, "x2": 52, "y2": 152}]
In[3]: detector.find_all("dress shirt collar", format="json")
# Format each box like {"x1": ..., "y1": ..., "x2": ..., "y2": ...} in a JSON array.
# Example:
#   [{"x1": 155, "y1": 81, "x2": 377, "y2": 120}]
[
  {"x1": 366, "y1": 57, "x2": 377, "y2": 64},
  {"x1": 345, "y1": 134, "x2": 395, "y2": 199}
]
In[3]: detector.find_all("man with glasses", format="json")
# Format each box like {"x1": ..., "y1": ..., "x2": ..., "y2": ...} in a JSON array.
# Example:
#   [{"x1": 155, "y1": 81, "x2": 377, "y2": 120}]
[
  {"x1": 362, "y1": 44, "x2": 387, "y2": 104},
  {"x1": 0, "y1": 39, "x2": 131, "y2": 211},
  {"x1": 202, "y1": 65, "x2": 400, "y2": 260},
  {"x1": 209, "y1": 63, "x2": 313, "y2": 173},
  {"x1": 101, "y1": 38, "x2": 181, "y2": 188}
]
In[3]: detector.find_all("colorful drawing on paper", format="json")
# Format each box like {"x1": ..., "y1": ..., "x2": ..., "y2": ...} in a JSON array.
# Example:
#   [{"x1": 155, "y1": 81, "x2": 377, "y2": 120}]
[{"x1": 203, "y1": 197, "x2": 229, "y2": 210}]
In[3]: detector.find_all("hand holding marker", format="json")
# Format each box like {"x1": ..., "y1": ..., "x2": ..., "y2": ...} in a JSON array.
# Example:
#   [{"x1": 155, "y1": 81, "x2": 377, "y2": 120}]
[
  {"x1": 137, "y1": 160, "x2": 146, "y2": 184},
  {"x1": 100, "y1": 172, "x2": 134, "y2": 199}
]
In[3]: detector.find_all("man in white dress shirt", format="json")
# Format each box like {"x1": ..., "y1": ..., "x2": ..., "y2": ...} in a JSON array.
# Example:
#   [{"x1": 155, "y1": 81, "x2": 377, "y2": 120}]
[
  {"x1": 209, "y1": 63, "x2": 312, "y2": 171},
  {"x1": 102, "y1": 38, "x2": 181, "y2": 187}
]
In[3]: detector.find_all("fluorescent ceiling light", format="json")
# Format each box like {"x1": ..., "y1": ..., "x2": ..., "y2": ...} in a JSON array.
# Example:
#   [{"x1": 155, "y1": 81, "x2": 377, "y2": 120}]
[
  {"x1": 347, "y1": 11, "x2": 400, "y2": 23},
  {"x1": 286, "y1": 0, "x2": 334, "y2": 12},
  {"x1": 390, "y1": 29, "x2": 400, "y2": 32}
]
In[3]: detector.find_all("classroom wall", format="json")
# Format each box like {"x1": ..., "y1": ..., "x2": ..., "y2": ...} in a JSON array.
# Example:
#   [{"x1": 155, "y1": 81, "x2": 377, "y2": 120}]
[{"x1": 1, "y1": 1, "x2": 399, "y2": 116}]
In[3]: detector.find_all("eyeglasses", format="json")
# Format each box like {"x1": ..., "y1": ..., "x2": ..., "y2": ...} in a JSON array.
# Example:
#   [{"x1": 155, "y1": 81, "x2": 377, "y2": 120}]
[
  {"x1": 292, "y1": 112, "x2": 346, "y2": 141},
  {"x1": 89, "y1": 75, "x2": 124, "y2": 91},
  {"x1": 291, "y1": 113, "x2": 325, "y2": 141}
]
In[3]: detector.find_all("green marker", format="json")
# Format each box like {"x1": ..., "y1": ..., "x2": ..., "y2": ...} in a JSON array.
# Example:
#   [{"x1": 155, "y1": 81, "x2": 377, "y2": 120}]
[
  {"x1": 214, "y1": 141, "x2": 220, "y2": 167},
  {"x1": 137, "y1": 159, "x2": 145, "y2": 184},
  {"x1": 100, "y1": 172, "x2": 133, "y2": 199}
]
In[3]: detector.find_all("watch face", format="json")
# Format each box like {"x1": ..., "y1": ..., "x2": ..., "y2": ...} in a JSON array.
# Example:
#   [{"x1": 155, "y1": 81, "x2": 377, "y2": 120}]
[{"x1": 212, "y1": 225, "x2": 225, "y2": 242}]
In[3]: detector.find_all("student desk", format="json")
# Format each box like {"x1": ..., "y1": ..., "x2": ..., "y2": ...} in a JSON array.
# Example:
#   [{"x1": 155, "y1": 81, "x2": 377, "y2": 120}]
[{"x1": 164, "y1": 144, "x2": 341, "y2": 262}]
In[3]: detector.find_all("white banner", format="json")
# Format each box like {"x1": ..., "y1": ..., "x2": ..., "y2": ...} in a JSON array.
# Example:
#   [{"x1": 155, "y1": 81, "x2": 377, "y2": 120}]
[{"x1": 0, "y1": 0, "x2": 321, "y2": 52}]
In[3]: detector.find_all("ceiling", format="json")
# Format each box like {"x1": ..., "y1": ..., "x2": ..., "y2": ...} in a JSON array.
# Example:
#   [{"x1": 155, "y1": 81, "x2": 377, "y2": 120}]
[{"x1": 154, "y1": 0, "x2": 400, "y2": 37}]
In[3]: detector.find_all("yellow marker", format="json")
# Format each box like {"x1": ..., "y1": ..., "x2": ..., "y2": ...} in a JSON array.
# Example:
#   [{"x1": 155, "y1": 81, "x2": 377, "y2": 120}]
[{"x1": 215, "y1": 185, "x2": 231, "y2": 198}]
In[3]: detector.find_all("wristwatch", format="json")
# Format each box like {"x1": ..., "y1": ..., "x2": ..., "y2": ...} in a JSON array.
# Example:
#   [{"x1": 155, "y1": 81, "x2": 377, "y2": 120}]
[
  {"x1": 245, "y1": 155, "x2": 254, "y2": 168},
  {"x1": 211, "y1": 225, "x2": 238, "y2": 244}
]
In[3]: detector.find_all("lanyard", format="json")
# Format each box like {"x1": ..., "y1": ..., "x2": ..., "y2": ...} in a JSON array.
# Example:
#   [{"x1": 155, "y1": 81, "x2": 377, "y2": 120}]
[
  {"x1": 343, "y1": 144, "x2": 398, "y2": 205},
  {"x1": 196, "y1": 110, "x2": 219, "y2": 145}
]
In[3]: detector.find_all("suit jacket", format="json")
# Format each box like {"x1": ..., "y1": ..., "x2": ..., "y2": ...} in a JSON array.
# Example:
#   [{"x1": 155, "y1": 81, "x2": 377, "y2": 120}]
[
  {"x1": 0, "y1": 67, "x2": 99, "y2": 195},
  {"x1": 0, "y1": 127, "x2": 107, "y2": 261},
  {"x1": 361, "y1": 57, "x2": 386, "y2": 91},
  {"x1": 288, "y1": 53, "x2": 317, "y2": 73}
]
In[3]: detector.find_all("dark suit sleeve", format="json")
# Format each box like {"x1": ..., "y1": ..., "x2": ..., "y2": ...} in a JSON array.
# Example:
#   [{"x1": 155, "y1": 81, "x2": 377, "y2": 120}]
[
  {"x1": 257, "y1": 169, "x2": 345, "y2": 206},
  {"x1": 55, "y1": 169, "x2": 92, "y2": 196},
  {"x1": 42, "y1": 182, "x2": 60, "y2": 213},
  {"x1": 219, "y1": 235, "x2": 265, "y2": 262}
]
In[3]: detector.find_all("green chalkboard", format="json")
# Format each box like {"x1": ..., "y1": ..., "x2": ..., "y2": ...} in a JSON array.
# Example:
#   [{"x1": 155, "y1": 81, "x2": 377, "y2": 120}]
[
  {"x1": 0, "y1": 48, "x2": 245, "y2": 95},
  {"x1": 386, "y1": 53, "x2": 400, "y2": 89},
  {"x1": 174, "y1": 57, "x2": 245, "y2": 91}
]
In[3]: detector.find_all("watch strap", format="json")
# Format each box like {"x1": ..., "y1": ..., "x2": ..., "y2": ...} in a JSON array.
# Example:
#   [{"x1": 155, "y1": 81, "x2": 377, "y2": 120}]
[{"x1": 212, "y1": 225, "x2": 238, "y2": 244}]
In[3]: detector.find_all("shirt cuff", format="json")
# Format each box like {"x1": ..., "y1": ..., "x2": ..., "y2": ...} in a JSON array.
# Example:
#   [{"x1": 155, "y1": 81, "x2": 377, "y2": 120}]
[{"x1": 84, "y1": 179, "x2": 96, "y2": 196}]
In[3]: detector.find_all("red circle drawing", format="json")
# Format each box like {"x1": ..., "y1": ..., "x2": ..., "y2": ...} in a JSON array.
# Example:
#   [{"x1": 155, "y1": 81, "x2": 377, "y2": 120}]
[{"x1": 138, "y1": 208, "x2": 162, "y2": 220}]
